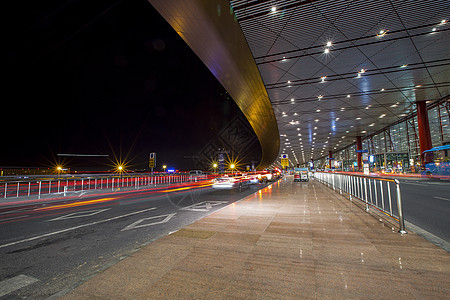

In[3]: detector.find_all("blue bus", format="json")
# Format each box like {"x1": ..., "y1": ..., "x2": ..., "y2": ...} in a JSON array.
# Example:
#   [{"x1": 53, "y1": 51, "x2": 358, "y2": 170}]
[{"x1": 421, "y1": 145, "x2": 450, "y2": 178}]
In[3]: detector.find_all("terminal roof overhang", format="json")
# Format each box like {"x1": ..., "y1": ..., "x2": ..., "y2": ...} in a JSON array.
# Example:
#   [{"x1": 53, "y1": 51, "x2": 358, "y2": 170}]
[
  {"x1": 148, "y1": 0, "x2": 280, "y2": 170},
  {"x1": 149, "y1": 0, "x2": 449, "y2": 168},
  {"x1": 231, "y1": 0, "x2": 449, "y2": 166}
]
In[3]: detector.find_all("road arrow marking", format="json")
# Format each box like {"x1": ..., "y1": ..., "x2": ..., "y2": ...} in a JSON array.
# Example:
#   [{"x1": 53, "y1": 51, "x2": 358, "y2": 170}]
[
  {"x1": 48, "y1": 208, "x2": 111, "y2": 221},
  {"x1": 121, "y1": 213, "x2": 176, "y2": 231}
]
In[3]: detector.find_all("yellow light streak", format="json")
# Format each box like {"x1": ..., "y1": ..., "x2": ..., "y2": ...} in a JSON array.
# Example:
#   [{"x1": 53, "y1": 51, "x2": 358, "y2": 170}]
[{"x1": 34, "y1": 197, "x2": 117, "y2": 211}]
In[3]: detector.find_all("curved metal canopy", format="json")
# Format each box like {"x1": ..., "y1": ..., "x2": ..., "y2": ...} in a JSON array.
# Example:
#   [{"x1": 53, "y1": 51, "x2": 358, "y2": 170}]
[{"x1": 148, "y1": 0, "x2": 280, "y2": 169}]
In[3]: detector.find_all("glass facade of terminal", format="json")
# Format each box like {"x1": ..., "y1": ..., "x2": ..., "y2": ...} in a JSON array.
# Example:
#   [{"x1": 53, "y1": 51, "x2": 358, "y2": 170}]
[{"x1": 314, "y1": 100, "x2": 450, "y2": 173}]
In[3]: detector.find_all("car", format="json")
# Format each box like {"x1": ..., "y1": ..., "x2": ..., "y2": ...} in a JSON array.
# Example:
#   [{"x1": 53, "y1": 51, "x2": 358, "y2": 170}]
[
  {"x1": 212, "y1": 174, "x2": 250, "y2": 189},
  {"x1": 189, "y1": 170, "x2": 204, "y2": 175},
  {"x1": 271, "y1": 170, "x2": 282, "y2": 180},
  {"x1": 257, "y1": 171, "x2": 273, "y2": 183},
  {"x1": 294, "y1": 168, "x2": 309, "y2": 182},
  {"x1": 241, "y1": 173, "x2": 260, "y2": 185}
]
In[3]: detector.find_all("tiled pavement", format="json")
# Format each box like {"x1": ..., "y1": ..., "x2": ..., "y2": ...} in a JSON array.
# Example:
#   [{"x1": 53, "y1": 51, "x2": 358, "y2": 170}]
[{"x1": 60, "y1": 177, "x2": 449, "y2": 299}]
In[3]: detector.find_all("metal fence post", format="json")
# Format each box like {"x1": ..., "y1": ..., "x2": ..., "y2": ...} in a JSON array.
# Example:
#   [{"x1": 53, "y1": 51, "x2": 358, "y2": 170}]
[
  {"x1": 380, "y1": 180, "x2": 385, "y2": 211},
  {"x1": 395, "y1": 179, "x2": 407, "y2": 234},
  {"x1": 387, "y1": 181, "x2": 393, "y2": 216},
  {"x1": 364, "y1": 178, "x2": 369, "y2": 211}
]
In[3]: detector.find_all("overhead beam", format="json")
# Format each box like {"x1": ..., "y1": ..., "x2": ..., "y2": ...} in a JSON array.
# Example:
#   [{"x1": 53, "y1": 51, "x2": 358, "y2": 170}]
[{"x1": 147, "y1": 0, "x2": 280, "y2": 169}]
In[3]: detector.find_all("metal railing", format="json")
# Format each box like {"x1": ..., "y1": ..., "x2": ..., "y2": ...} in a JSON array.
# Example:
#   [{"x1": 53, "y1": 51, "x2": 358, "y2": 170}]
[
  {"x1": 313, "y1": 172, "x2": 407, "y2": 234},
  {"x1": 0, "y1": 174, "x2": 208, "y2": 201}
]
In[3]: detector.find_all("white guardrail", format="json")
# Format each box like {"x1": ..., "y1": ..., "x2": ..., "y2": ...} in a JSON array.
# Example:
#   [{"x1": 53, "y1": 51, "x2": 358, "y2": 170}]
[
  {"x1": 0, "y1": 174, "x2": 203, "y2": 200},
  {"x1": 313, "y1": 172, "x2": 407, "y2": 234}
]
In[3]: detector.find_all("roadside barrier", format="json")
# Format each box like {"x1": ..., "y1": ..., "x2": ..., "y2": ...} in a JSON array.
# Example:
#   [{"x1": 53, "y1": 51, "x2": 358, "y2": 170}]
[
  {"x1": 313, "y1": 172, "x2": 407, "y2": 234},
  {"x1": 0, "y1": 174, "x2": 210, "y2": 200}
]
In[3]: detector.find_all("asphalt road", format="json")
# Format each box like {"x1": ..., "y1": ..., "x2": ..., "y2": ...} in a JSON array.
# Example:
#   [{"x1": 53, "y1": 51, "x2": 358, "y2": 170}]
[
  {"x1": 396, "y1": 178, "x2": 450, "y2": 243},
  {"x1": 0, "y1": 180, "x2": 270, "y2": 299}
]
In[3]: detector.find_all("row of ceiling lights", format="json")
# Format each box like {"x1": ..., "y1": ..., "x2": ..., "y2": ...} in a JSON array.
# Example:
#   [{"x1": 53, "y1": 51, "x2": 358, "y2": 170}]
[{"x1": 269, "y1": 3, "x2": 447, "y2": 163}]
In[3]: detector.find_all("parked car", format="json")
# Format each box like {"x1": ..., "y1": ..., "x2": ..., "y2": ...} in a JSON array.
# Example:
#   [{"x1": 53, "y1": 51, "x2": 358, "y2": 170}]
[{"x1": 294, "y1": 168, "x2": 309, "y2": 182}]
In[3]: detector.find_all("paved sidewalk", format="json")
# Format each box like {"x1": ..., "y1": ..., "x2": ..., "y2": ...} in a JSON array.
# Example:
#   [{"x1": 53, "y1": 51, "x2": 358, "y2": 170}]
[{"x1": 60, "y1": 178, "x2": 449, "y2": 299}]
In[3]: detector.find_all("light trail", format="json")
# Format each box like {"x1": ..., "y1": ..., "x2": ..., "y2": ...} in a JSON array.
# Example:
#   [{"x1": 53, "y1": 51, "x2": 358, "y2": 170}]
[
  {"x1": 0, "y1": 180, "x2": 214, "y2": 224},
  {"x1": 33, "y1": 197, "x2": 117, "y2": 212}
]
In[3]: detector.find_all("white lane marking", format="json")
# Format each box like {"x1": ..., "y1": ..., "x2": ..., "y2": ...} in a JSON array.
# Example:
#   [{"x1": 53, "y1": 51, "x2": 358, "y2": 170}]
[
  {"x1": 0, "y1": 215, "x2": 29, "y2": 222},
  {"x1": 121, "y1": 213, "x2": 176, "y2": 231},
  {"x1": 179, "y1": 201, "x2": 227, "y2": 212},
  {"x1": 402, "y1": 182, "x2": 427, "y2": 186},
  {"x1": 434, "y1": 196, "x2": 450, "y2": 202},
  {"x1": 0, "y1": 207, "x2": 156, "y2": 250},
  {"x1": 0, "y1": 209, "x2": 29, "y2": 215},
  {"x1": 48, "y1": 208, "x2": 111, "y2": 221},
  {"x1": 0, "y1": 275, "x2": 39, "y2": 297}
]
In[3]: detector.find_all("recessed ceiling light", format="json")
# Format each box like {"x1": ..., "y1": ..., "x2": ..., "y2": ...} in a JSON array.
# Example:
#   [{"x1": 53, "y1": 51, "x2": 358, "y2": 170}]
[
  {"x1": 377, "y1": 29, "x2": 388, "y2": 37},
  {"x1": 316, "y1": 109, "x2": 321, "y2": 112},
  {"x1": 321, "y1": 76, "x2": 327, "y2": 82},
  {"x1": 347, "y1": 95, "x2": 351, "y2": 98},
  {"x1": 271, "y1": 6, "x2": 276, "y2": 12}
]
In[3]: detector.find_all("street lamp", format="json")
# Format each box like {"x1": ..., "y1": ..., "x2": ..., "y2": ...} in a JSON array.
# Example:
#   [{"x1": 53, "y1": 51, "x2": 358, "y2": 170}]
[
  {"x1": 230, "y1": 163, "x2": 236, "y2": 174},
  {"x1": 117, "y1": 165, "x2": 124, "y2": 180},
  {"x1": 163, "y1": 165, "x2": 167, "y2": 172},
  {"x1": 56, "y1": 165, "x2": 63, "y2": 176},
  {"x1": 213, "y1": 163, "x2": 218, "y2": 173}
]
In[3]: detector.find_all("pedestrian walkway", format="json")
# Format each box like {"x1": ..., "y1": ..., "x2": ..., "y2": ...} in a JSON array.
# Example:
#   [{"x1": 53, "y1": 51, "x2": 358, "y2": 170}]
[{"x1": 60, "y1": 177, "x2": 449, "y2": 299}]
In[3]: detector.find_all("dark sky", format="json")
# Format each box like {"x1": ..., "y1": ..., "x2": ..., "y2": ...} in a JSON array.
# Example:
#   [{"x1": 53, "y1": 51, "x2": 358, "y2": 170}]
[{"x1": 4, "y1": 0, "x2": 254, "y2": 171}]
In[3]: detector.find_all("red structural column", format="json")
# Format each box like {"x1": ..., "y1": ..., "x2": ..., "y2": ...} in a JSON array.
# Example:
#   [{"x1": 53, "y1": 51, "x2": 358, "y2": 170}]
[
  {"x1": 356, "y1": 136, "x2": 362, "y2": 171},
  {"x1": 328, "y1": 151, "x2": 333, "y2": 169},
  {"x1": 416, "y1": 101, "x2": 433, "y2": 166}
]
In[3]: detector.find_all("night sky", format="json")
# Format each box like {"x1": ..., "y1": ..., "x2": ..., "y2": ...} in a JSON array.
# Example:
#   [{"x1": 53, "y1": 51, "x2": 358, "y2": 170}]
[{"x1": 4, "y1": 0, "x2": 255, "y2": 171}]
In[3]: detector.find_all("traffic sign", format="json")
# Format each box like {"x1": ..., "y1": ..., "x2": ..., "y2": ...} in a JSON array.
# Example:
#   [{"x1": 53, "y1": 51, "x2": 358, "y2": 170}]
[
  {"x1": 281, "y1": 158, "x2": 289, "y2": 167},
  {"x1": 149, "y1": 152, "x2": 156, "y2": 168}
]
